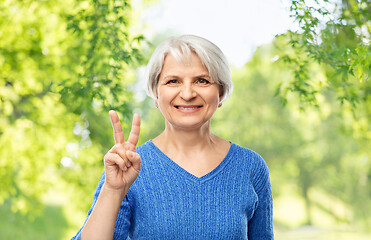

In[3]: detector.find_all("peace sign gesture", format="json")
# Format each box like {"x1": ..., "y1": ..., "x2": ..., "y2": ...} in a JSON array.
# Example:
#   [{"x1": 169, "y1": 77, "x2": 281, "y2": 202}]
[{"x1": 103, "y1": 110, "x2": 141, "y2": 192}]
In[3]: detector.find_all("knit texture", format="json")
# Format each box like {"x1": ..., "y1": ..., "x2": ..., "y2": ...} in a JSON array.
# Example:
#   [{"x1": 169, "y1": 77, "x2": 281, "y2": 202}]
[{"x1": 71, "y1": 140, "x2": 274, "y2": 240}]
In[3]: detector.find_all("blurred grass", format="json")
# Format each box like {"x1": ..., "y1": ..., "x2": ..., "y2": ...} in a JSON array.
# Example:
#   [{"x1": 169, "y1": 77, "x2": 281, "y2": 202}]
[
  {"x1": 273, "y1": 186, "x2": 371, "y2": 239},
  {"x1": 0, "y1": 187, "x2": 85, "y2": 240},
  {"x1": 275, "y1": 226, "x2": 371, "y2": 240},
  {"x1": 0, "y1": 201, "x2": 68, "y2": 240}
]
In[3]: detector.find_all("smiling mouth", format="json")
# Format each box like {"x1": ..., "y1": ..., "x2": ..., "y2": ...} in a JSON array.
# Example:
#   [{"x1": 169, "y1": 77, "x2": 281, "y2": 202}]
[{"x1": 175, "y1": 105, "x2": 202, "y2": 110}]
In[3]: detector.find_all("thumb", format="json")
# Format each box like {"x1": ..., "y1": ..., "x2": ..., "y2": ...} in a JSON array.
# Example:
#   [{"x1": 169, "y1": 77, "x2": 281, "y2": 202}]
[{"x1": 126, "y1": 150, "x2": 141, "y2": 170}]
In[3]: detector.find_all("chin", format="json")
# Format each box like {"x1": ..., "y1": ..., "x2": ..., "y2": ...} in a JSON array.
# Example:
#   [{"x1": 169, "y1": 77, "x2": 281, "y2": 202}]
[{"x1": 168, "y1": 119, "x2": 211, "y2": 130}]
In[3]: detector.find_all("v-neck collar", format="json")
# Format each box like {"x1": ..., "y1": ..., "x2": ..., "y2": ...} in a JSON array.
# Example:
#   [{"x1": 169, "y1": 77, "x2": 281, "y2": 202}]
[{"x1": 148, "y1": 140, "x2": 236, "y2": 183}]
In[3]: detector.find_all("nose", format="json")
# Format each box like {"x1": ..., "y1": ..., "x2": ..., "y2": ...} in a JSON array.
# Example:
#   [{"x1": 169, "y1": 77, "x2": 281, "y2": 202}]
[{"x1": 179, "y1": 82, "x2": 196, "y2": 101}]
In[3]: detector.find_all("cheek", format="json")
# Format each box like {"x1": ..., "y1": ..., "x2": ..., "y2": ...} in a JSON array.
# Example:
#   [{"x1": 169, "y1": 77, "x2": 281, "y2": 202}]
[
  {"x1": 157, "y1": 87, "x2": 176, "y2": 104},
  {"x1": 205, "y1": 89, "x2": 221, "y2": 104}
]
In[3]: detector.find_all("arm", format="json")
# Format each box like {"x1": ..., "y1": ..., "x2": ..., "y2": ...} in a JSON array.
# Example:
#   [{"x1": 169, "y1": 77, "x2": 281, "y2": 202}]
[
  {"x1": 73, "y1": 111, "x2": 141, "y2": 240},
  {"x1": 81, "y1": 184, "x2": 130, "y2": 240},
  {"x1": 70, "y1": 173, "x2": 131, "y2": 240},
  {"x1": 248, "y1": 157, "x2": 274, "y2": 240}
]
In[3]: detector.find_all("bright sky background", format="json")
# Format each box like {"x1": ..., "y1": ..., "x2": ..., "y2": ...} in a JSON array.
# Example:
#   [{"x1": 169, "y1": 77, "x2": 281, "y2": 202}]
[{"x1": 139, "y1": 0, "x2": 295, "y2": 67}]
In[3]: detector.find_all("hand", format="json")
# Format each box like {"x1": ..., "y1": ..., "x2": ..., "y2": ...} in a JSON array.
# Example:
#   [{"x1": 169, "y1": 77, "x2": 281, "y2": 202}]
[{"x1": 103, "y1": 110, "x2": 141, "y2": 192}]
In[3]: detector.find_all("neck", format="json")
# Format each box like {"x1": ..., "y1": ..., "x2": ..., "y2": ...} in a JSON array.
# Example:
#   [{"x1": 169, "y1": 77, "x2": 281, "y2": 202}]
[{"x1": 153, "y1": 121, "x2": 217, "y2": 153}]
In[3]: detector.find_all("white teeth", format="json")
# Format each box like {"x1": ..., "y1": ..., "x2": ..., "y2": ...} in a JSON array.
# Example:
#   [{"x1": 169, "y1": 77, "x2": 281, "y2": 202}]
[{"x1": 178, "y1": 106, "x2": 198, "y2": 110}]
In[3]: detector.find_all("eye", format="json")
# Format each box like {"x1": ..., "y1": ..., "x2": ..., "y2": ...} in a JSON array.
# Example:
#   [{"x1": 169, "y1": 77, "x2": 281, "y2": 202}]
[
  {"x1": 165, "y1": 79, "x2": 178, "y2": 85},
  {"x1": 197, "y1": 78, "x2": 210, "y2": 85}
]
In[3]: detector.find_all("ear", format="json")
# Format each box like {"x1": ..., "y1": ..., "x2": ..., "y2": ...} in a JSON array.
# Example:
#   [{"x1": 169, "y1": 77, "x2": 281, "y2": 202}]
[{"x1": 218, "y1": 85, "x2": 224, "y2": 99}]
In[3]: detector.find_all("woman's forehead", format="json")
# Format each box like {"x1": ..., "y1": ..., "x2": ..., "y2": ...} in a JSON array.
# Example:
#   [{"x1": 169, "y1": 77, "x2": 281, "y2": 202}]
[{"x1": 161, "y1": 53, "x2": 209, "y2": 75}]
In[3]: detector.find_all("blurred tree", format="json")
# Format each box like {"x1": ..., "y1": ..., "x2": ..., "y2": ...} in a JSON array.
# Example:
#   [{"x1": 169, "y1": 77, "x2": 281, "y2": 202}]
[
  {"x1": 274, "y1": 1, "x2": 370, "y2": 228},
  {"x1": 277, "y1": 0, "x2": 370, "y2": 108},
  {"x1": 0, "y1": 0, "x2": 144, "y2": 217}
]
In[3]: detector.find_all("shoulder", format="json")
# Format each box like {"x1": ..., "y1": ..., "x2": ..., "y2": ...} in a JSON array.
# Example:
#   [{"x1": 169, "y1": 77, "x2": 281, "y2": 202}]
[
  {"x1": 135, "y1": 140, "x2": 161, "y2": 159},
  {"x1": 231, "y1": 143, "x2": 268, "y2": 170},
  {"x1": 231, "y1": 143, "x2": 270, "y2": 191},
  {"x1": 134, "y1": 140, "x2": 164, "y2": 173},
  {"x1": 134, "y1": 140, "x2": 158, "y2": 167},
  {"x1": 135, "y1": 140, "x2": 153, "y2": 153}
]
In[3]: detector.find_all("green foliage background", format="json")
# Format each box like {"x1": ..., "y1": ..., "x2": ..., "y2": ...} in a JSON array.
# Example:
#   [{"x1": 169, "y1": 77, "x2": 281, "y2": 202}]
[{"x1": 0, "y1": 0, "x2": 370, "y2": 239}]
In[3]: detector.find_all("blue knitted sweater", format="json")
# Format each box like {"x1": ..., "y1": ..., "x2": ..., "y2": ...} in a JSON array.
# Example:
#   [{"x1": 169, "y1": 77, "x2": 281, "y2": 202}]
[{"x1": 72, "y1": 140, "x2": 274, "y2": 239}]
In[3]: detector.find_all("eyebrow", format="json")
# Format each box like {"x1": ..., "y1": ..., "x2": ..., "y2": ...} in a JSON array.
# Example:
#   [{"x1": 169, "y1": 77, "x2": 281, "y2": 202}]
[
  {"x1": 195, "y1": 74, "x2": 211, "y2": 79},
  {"x1": 162, "y1": 75, "x2": 179, "y2": 80},
  {"x1": 162, "y1": 74, "x2": 210, "y2": 79}
]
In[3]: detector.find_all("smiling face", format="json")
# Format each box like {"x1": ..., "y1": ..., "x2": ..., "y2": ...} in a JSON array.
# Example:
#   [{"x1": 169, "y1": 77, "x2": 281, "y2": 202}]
[{"x1": 156, "y1": 52, "x2": 222, "y2": 130}]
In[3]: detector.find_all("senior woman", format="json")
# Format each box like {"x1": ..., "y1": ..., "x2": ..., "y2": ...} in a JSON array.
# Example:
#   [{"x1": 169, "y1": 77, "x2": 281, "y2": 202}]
[{"x1": 72, "y1": 35, "x2": 274, "y2": 240}]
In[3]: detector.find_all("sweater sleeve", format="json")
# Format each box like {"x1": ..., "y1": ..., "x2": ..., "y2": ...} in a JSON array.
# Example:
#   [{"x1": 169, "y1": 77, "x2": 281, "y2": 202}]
[
  {"x1": 70, "y1": 172, "x2": 132, "y2": 240},
  {"x1": 248, "y1": 155, "x2": 274, "y2": 240}
]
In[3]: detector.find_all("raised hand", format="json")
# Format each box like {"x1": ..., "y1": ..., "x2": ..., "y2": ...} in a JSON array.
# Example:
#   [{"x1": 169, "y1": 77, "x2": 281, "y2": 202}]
[{"x1": 103, "y1": 110, "x2": 141, "y2": 192}]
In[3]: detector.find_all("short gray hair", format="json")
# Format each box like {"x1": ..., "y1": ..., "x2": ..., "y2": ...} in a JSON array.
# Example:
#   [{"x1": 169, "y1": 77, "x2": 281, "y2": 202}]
[{"x1": 145, "y1": 35, "x2": 233, "y2": 103}]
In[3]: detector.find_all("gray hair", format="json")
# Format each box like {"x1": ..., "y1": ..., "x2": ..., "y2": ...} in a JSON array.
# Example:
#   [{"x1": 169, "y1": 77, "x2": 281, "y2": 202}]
[{"x1": 145, "y1": 35, "x2": 233, "y2": 103}]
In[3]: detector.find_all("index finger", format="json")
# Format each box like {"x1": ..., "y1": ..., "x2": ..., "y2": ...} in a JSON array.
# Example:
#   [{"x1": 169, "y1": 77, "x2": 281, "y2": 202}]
[
  {"x1": 128, "y1": 113, "x2": 141, "y2": 147},
  {"x1": 109, "y1": 110, "x2": 125, "y2": 144}
]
